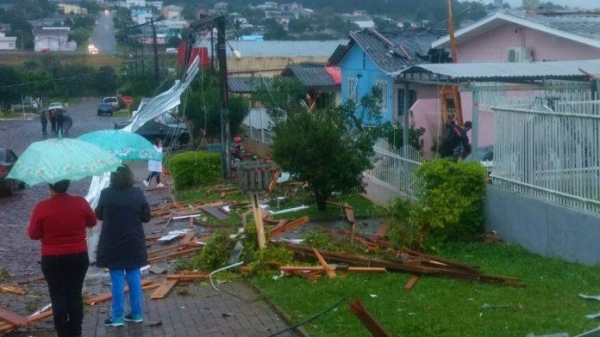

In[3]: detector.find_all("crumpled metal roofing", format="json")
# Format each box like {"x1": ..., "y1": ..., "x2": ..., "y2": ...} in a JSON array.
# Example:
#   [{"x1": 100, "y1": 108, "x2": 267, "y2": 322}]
[
  {"x1": 396, "y1": 59, "x2": 600, "y2": 80},
  {"x1": 281, "y1": 63, "x2": 338, "y2": 87},
  {"x1": 342, "y1": 29, "x2": 437, "y2": 75},
  {"x1": 194, "y1": 40, "x2": 348, "y2": 58}
]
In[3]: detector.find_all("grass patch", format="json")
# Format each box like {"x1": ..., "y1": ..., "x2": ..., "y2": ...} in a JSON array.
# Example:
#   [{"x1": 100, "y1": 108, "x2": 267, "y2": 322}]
[
  {"x1": 249, "y1": 242, "x2": 600, "y2": 336},
  {"x1": 113, "y1": 109, "x2": 131, "y2": 118}
]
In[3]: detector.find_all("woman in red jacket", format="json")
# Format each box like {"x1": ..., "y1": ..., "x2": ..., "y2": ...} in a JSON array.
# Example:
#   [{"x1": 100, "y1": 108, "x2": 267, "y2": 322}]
[{"x1": 28, "y1": 180, "x2": 97, "y2": 337}]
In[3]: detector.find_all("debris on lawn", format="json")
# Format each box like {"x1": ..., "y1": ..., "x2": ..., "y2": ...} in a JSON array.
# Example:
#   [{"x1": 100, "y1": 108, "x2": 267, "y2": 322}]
[
  {"x1": 0, "y1": 285, "x2": 26, "y2": 295},
  {"x1": 349, "y1": 299, "x2": 392, "y2": 337}
]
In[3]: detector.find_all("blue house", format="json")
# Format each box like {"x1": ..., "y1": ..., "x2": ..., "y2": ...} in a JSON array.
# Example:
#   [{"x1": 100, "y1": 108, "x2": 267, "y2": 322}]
[{"x1": 329, "y1": 29, "x2": 440, "y2": 125}]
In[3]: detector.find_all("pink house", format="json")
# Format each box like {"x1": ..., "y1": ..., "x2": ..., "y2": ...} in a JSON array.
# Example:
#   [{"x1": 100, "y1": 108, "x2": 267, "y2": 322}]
[{"x1": 410, "y1": 10, "x2": 600, "y2": 157}]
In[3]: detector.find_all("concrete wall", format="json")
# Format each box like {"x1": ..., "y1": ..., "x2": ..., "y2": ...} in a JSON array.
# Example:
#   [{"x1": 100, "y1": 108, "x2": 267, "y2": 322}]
[{"x1": 485, "y1": 185, "x2": 600, "y2": 266}]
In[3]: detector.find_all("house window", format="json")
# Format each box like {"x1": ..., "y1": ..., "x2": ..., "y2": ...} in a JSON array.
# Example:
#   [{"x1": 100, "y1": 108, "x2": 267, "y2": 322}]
[
  {"x1": 347, "y1": 77, "x2": 358, "y2": 103},
  {"x1": 8, "y1": 43, "x2": 14, "y2": 48},
  {"x1": 376, "y1": 81, "x2": 388, "y2": 111},
  {"x1": 397, "y1": 88, "x2": 416, "y2": 116}
]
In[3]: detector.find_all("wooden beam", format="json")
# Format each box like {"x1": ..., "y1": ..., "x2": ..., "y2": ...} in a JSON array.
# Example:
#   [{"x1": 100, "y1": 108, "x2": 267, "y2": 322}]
[
  {"x1": 404, "y1": 275, "x2": 420, "y2": 290},
  {"x1": 166, "y1": 272, "x2": 210, "y2": 280},
  {"x1": 147, "y1": 247, "x2": 203, "y2": 263},
  {"x1": 312, "y1": 247, "x2": 336, "y2": 279},
  {"x1": 348, "y1": 299, "x2": 392, "y2": 337},
  {"x1": 150, "y1": 279, "x2": 178, "y2": 300},
  {"x1": 0, "y1": 308, "x2": 27, "y2": 327},
  {"x1": 0, "y1": 285, "x2": 26, "y2": 295},
  {"x1": 280, "y1": 266, "x2": 386, "y2": 273},
  {"x1": 270, "y1": 216, "x2": 309, "y2": 237}
]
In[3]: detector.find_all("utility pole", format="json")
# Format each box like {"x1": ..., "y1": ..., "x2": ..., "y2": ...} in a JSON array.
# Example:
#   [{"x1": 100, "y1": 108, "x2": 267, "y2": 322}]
[{"x1": 189, "y1": 13, "x2": 231, "y2": 181}]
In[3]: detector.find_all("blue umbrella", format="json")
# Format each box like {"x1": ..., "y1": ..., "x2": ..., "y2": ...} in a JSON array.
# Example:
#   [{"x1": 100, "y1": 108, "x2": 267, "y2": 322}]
[
  {"x1": 78, "y1": 129, "x2": 162, "y2": 161},
  {"x1": 7, "y1": 137, "x2": 122, "y2": 186}
]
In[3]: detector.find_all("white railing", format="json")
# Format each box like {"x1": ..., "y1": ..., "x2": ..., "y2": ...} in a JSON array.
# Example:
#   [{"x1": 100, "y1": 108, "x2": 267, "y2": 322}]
[
  {"x1": 365, "y1": 139, "x2": 423, "y2": 199},
  {"x1": 492, "y1": 99, "x2": 600, "y2": 214},
  {"x1": 242, "y1": 107, "x2": 273, "y2": 144}
]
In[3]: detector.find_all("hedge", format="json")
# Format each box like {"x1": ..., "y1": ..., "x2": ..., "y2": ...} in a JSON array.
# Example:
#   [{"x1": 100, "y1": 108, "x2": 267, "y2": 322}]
[{"x1": 165, "y1": 151, "x2": 221, "y2": 190}]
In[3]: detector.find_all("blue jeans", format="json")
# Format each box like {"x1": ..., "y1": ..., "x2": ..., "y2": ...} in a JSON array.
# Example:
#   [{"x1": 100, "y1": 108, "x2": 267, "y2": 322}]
[{"x1": 109, "y1": 268, "x2": 142, "y2": 318}]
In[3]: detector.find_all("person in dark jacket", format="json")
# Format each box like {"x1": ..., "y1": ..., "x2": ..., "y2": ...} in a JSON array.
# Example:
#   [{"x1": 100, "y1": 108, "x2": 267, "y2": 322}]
[
  {"x1": 28, "y1": 180, "x2": 97, "y2": 337},
  {"x1": 40, "y1": 110, "x2": 48, "y2": 136},
  {"x1": 95, "y1": 165, "x2": 151, "y2": 327}
]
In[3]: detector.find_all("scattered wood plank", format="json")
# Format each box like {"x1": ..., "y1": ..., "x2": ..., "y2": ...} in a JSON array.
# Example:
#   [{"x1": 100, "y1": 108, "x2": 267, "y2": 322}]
[
  {"x1": 85, "y1": 280, "x2": 153, "y2": 305},
  {"x1": 0, "y1": 309, "x2": 54, "y2": 332},
  {"x1": 201, "y1": 205, "x2": 230, "y2": 220},
  {"x1": 349, "y1": 299, "x2": 392, "y2": 337},
  {"x1": 147, "y1": 247, "x2": 203, "y2": 263},
  {"x1": 375, "y1": 220, "x2": 391, "y2": 239},
  {"x1": 179, "y1": 231, "x2": 196, "y2": 246},
  {"x1": 147, "y1": 243, "x2": 187, "y2": 256},
  {"x1": 404, "y1": 275, "x2": 420, "y2": 290},
  {"x1": 0, "y1": 308, "x2": 28, "y2": 328},
  {"x1": 166, "y1": 272, "x2": 210, "y2": 280},
  {"x1": 280, "y1": 266, "x2": 386, "y2": 273},
  {"x1": 150, "y1": 279, "x2": 178, "y2": 300},
  {"x1": 0, "y1": 285, "x2": 26, "y2": 295},
  {"x1": 312, "y1": 247, "x2": 336, "y2": 279},
  {"x1": 343, "y1": 203, "x2": 355, "y2": 223},
  {"x1": 270, "y1": 216, "x2": 310, "y2": 237}
]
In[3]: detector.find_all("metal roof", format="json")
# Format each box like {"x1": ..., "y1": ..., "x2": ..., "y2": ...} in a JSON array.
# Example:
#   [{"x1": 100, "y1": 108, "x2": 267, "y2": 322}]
[
  {"x1": 280, "y1": 63, "x2": 338, "y2": 87},
  {"x1": 396, "y1": 59, "x2": 600, "y2": 82},
  {"x1": 332, "y1": 29, "x2": 437, "y2": 75},
  {"x1": 228, "y1": 76, "x2": 272, "y2": 94},
  {"x1": 433, "y1": 9, "x2": 600, "y2": 50},
  {"x1": 194, "y1": 39, "x2": 348, "y2": 58}
]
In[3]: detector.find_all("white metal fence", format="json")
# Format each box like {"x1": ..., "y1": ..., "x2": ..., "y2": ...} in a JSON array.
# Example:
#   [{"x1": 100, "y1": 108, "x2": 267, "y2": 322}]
[
  {"x1": 242, "y1": 107, "x2": 273, "y2": 144},
  {"x1": 365, "y1": 139, "x2": 423, "y2": 199},
  {"x1": 492, "y1": 99, "x2": 600, "y2": 214}
]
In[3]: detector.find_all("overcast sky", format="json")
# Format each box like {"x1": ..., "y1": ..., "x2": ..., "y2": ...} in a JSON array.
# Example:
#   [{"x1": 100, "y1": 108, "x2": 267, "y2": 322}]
[{"x1": 500, "y1": 0, "x2": 599, "y2": 9}]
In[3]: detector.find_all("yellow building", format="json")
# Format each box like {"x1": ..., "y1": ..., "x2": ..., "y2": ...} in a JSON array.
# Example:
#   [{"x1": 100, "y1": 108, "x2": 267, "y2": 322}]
[{"x1": 58, "y1": 4, "x2": 88, "y2": 15}]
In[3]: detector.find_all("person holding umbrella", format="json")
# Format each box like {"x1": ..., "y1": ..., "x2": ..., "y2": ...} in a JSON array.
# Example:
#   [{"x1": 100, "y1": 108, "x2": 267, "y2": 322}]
[
  {"x1": 28, "y1": 180, "x2": 97, "y2": 337},
  {"x1": 95, "y1": 165, "x2": 151, "y2": 326}
]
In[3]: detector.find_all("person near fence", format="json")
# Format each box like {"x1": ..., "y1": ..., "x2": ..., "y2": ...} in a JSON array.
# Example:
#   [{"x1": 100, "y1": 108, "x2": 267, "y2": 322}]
[
  {"x1": 95, "y1": 165, "x2": 151, "y2": 327},
  {"x1": 440, "y1": 121, "x2": 472, "y2": 162},
  {"x1": 143, "y1": 138, "x2": 164, "y2": 188},
  {"x1": 28, "y1": 180, "x2": 97, "y2": 337}
]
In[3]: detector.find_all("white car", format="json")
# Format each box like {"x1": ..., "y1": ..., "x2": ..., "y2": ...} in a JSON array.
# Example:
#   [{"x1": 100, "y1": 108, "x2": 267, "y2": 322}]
[
  {"x1": 48, "y1": 102, "x2": 63, "y2": 111},
  {"x1": 102, "y1": 97, "x2": 119, "y2": 111}
]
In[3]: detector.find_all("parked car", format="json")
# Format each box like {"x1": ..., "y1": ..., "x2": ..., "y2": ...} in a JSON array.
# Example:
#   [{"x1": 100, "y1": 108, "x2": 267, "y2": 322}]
[
  {"x1": 102, "y1": 97, "x2": 119, "y2": 111},
  {"x1": 464, "y1": 145, "x2": 494, "y2": 175},
  {"x1": 97, "y1": 102, "x2": 114, "y2": 116},
  {"x1": 0, "y1": 147, "x2": 22, "y2": 197},
  {"x1": 115, "y1": 113, "x2": 190, "y2": 150},
  {"x1": 48, "y1": 102, "x2": 63, "y2": 111}
]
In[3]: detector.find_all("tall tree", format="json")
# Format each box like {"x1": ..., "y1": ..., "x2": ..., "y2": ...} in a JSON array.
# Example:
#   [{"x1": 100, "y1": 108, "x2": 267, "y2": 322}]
[{"x1": 0, "y1": 65, "x2": 22, "y2": 112}]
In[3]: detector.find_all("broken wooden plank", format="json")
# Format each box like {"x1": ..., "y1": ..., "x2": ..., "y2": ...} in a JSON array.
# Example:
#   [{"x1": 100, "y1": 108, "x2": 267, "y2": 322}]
[
  {"x1": 166, "y1": 272, "x2": 210, "y2": 280},
  {"x1": 179, "y1": 231, "x2": 196, "y2": 246},
  {"x1": 375, "y1": 220, "x2": 391, "y2": 239},
  {"x1": 312, "y1": 247, "x2": 336, "y2": 279},
  {"x1": 404, "y1": 275, "x2": 420, "y2": 290},
  {"x1": 349, "y1": 299, "x2": 392, "y2": 337},
  {"x1": 0, "y1": 285, "x2": 26, "y2": 295},
  {"x1": 0, "y1": 308, "x2": 28, "y2": 327},
  {"x1": 270, "y1": 216, "x2": 310, "y2": 237},
  {"x1": 343, "y1": 203, "x2": 355, "y2": 223},
  {"x1": 85, "y1": 280, "x2": 153, "y2": 305},
  {"x1": 0, "y1": 309, "x2": 54, "y2": 332},
  {"x1": 150, "y1": 279, "x2": 178, "y2": 300},
  {"x1": 147, "y1": 247, "x2": 203, "y2": 263},
  {"x1": 280, "y1": 266, "x2": 386, "y2": 273}
]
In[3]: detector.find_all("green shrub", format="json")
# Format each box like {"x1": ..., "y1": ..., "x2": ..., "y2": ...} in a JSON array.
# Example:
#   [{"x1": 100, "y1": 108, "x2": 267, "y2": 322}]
[
  {"x1": 192, "y1": 231, "x2": 233, "y2": 270},
  {"x1": 248, "y1": 246, "x2": 295, "y2": 276},
  {"x1": 166, "y1": 151, "x2": 221, "y2": 190},
  {"x1": 390, "y1": 159, "x2": 488, "y2": 251}
]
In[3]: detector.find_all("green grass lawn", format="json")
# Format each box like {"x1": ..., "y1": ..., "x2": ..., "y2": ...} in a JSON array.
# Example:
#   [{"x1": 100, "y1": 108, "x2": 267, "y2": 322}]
[
  {"x1": 174, "y1": 181, "x2": 600, "y2": 336},
  {"x1": 249, "y1": 242, "x2": 600, "y2": 336}
]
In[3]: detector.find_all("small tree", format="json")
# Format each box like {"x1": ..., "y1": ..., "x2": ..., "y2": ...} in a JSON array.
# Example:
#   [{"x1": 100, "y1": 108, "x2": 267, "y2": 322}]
[{"x1": 271, "y1": 101, "x2": 378, "y2": 211}]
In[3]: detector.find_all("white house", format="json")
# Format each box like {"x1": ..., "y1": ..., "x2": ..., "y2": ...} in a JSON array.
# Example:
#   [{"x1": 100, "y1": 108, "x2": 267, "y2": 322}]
[
  {"x1": 0, "y1": 32, "x2": 17, "y2": 50},
  {"x1": 33, "y1": 27, "x2": 74, "y2": 52},
  {"x1": 162, "y1": 5, "x2": 182, "y2": 20}
]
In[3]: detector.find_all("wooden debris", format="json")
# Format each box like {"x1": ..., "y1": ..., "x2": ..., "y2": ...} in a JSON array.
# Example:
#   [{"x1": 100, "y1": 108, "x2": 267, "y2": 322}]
[
  {"x1": 147, "y1": 247, "x2": 203, "y2": 263},
  {"x1": 0, "y1": 308, "x2": 28, "y2": 327},
  {"x1": 85, "y1": 280, "x2": 153, "y2": 305},
  {"x1": 201, "y1": 205, "x2": 230, "y2": 220},
  {"x1": 0, "y1": 309, "x2": 54, "y2": 332},
  {"x1": 179, "y1": 231, "x2": 196, "y2": 246},
  {"x1": 312, "y1": 248, "x2": 336, "y2": 279},
  {"x1": 280, "y1": 266, "x2": 386, "y2": 273},
  {"x1": 349, "y1": 299, "x2": 392, "y2": 337},
  {"x1": 166, "y1": 272, "x2": 210, "y2": 280},
  {"x1": 0, "y1": 285, "x2": 26, "y2": 295},
  {"x1": 404, "y1": 275, "x2": 420, "y2": 290},
  {"x1": 375, "y1": 220, "x2": 391, "y2": 239},
  {"x1": 150, "y1": 279, "x2": 178, "y2": 300},
  {"x1": 270, "y1": 216, "x2": 310, "y2": 237}
]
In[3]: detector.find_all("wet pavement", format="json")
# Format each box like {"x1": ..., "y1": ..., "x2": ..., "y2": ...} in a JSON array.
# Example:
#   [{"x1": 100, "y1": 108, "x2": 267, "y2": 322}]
[{"x1": 0, "y1": 100, "x2": 296, "y2": 337}]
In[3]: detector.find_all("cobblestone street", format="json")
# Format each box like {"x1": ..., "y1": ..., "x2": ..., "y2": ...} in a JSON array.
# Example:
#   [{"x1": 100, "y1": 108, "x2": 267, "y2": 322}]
[{"x1": 0, "y1": 100, "x2": 296, "y2": 337}]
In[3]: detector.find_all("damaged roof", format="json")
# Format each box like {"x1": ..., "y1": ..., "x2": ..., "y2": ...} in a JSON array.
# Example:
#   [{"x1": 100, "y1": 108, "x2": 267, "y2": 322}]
[
  {"x1": 280, "y1": 63, "x2": 340, "y2": 88},
  {"x1": 329, "y1": 29, "x2": 438, "y2": 75},
  {"x1": 433, "y1": 9, "x2": 600, "y2": 49}
]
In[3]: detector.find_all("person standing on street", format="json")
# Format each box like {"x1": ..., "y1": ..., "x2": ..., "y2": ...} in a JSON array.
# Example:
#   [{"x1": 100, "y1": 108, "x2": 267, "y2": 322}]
[
  {"x1": 62, "y1": 113, "x2": 73, "y2": 136},
  {"x1": 28, "y1": 180, "x2": 97, "y2": 337},
  {"x1": 56, "y1": 109, "x2": 65, "y2": 135},
  {"x1": 95, "y1": 165, "x2": 151, "y2": 327},
  {"x1": 143, "y1": 139, "x2": 164, "y2": 188},
  {"x1": 49, "y1": 109, "x2": 57, "y2": 134},
  {"x1": 40, "y1": 110, "x2": 48, "y2": 136}
]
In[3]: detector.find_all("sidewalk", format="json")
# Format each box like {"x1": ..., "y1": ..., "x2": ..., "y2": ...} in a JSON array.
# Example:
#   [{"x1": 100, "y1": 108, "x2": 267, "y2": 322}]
[{"x1": 5, "y1": 164, "x2": 297, "y2": 337}]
